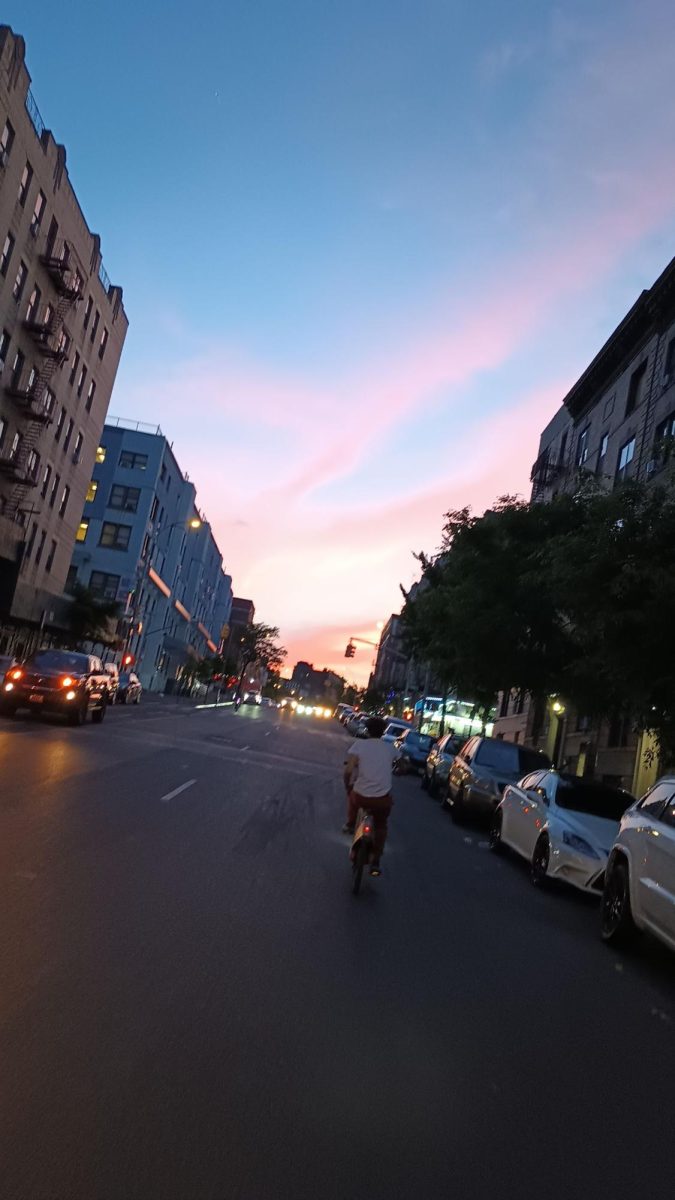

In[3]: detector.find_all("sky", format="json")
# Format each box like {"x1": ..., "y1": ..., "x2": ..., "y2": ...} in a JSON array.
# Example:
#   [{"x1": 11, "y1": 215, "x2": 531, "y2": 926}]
[{"x1": 6, "y1": 0, "x2": 675, "y2": 682}]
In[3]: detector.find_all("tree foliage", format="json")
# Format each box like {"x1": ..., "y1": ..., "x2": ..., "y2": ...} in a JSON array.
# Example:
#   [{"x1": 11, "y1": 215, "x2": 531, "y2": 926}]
[
  {"x1": 66, "y1": 584, "x2": 121, "y2": 647},
  {"x1": 401, "y1": 481, "x2": 675, "y2": 758},
  {"x1": 238, "y1": 622, "x2": 287, "y2": 678}
]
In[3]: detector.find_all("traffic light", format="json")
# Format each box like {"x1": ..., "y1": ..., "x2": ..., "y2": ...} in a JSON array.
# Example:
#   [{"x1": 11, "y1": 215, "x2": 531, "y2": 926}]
[{"x1": 344, "y1": 642, "x2": 355, "y2": 658}]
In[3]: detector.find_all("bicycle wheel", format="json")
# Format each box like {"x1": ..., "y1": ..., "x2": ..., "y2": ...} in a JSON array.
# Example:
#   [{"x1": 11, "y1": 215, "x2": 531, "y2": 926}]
[{"x1": 351, "y1": 839, "x2": 368, "y2": 895}]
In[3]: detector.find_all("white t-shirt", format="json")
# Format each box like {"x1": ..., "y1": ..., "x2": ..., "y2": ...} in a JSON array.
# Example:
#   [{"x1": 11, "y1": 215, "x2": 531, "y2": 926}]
[{"x1": 347, "y1": 738, "x2": 394, "y2": 798}]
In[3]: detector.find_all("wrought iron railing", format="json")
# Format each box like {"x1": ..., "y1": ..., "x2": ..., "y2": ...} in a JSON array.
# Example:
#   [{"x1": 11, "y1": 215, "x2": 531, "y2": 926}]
[{"x1": 25, "y1": 89, "x2": 45, "y2": 139}]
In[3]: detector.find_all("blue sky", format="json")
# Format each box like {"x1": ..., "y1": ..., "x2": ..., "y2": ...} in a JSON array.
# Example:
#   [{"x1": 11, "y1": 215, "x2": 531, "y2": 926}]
[{"x1": 6, "y1": 0, "x2": 675, "y2": 677}]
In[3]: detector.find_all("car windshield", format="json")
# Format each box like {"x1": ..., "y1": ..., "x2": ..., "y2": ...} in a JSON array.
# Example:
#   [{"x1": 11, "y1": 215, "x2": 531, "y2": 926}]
[
  {"x1": 408, "y1": 733, "x2": 435, "y2": 752},
  {"x1": 28, "y1": 650, "x2": 89, "y2": 672},
  {"x1": 474, "y1": 740, "x2": 551, "y2": 774},
  {"x1": 556, "y1": 776, "x2": 633, "y2": 820}
]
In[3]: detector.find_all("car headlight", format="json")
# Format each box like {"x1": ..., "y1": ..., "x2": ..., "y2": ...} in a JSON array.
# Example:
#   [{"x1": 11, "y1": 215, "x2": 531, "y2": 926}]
[{"x1": 562, "y1": 831, "x2": 600, "y2": 859}]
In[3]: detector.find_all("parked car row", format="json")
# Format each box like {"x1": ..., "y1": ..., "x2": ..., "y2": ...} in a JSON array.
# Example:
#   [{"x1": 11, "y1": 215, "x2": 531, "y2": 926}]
[
  {"x1": 0, "y1": 648, "x2": 143, "y2": 726},
  {"x1": 404, "y1": 729, "x2": 675, "y2": 958}
]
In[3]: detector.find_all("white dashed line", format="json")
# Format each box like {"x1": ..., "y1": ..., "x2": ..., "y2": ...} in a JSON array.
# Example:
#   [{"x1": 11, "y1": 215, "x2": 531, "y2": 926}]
[{"x1": 161, "y1": 778, "x2": 197, "y2": 802}]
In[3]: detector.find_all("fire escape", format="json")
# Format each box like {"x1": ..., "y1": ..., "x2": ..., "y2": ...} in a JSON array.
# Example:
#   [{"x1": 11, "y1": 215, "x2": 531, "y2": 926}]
[{"x1": 1, "y1": 239, "x2": 82, "y2": 518}]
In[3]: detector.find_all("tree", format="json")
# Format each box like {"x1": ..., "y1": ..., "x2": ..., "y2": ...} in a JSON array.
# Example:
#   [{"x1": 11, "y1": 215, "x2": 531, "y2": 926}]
[
  {"x1": 401, "y1": 479, "x2": 675, "y2": 761},
  {"x1": 237, "y1": 622, "x2": 286, "y2": 692},
  {"x1": 66, "y1": 584, "x2": 121, "y2": 647}
]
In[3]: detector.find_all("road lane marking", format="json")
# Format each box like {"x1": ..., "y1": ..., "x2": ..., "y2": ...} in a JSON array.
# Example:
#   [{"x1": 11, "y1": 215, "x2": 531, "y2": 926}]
[{"x1": 161, "y1": 778, "x2": 197, "y2": 802}]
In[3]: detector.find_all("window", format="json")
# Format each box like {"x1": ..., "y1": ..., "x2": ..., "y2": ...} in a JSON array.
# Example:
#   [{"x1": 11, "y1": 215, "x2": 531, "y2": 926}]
[
  {"x1": 86, "y1": 479, "x2": 98, "y2": 503},
  {"x1": 576, "y1": 714, "x2": 591, "y2": 732},
  {"x1": 77, "y1": 364, "x2": 87, "y2": 397},
  {"x1": 109, "y1": 484, "x2": 141, "y2": 513},
  {"x1": 69, "y1": 350, "x2": 80, "y2": 386},
  {"x1": 18, "y1": 161, "x2": 32, "y2": 207},
  {"x1": 89, "y1": 570, "x2": 120, "y2": 601},
  {"x1": 0, "y1": 328, "x2": 10, "y2": 369},
  {"x1": 90, "y1": 308, "x2": 100, "y2": 343},
  {"x1": 603, "y1": 393, "x2": 615, "y2": 420},
  {"x1": 31, "y1": 190, "x2": 46, "y2": 236},
  {"x1": 43, "y1": 387, "x2": 55, "y2": 419},
  {"x1": 1, "y1": 232, "x2": 15, "y2": 277},
  {"x1": 141, "y1": 532, "x2": 151, "y2": 560},
  {"x1": 665, "y1": 338, "x2": 675, "y2": 381},
  {"x1": 150, "y1": 496, "x2": 159, "y2": 522},
  {"x1": 0, "y1": 119, "x2": 14, "y2": 163},
  {"x1": 34, "y1": 530, "x2": 47, "y2": 567},
  {"x1": 76, "y1": 518, "x2": 89, "y2": 543},
  {"x1": 96, "y1": 445, "x2": 106, "y2": 464},
  {"x1": 654, "y1": 412, "x2": 675, "y2": 464},
  {"x1": 626, "y1": 361, "x2": 647, "y2": 416},
  {"x1": 98, "y1": 327, "x2": 109, "y2": 360},
  {"x1": 24, "y1": 521, "x2": 38, "y2": 562},
  {"x1": 615, "y1": 437, "x2": 635, "y2": 484},
  {"x1": 638, "y1": 783, "x2": 674, "y2": 818},
  {"x1": 83, "y1": 296, "x2": 93, "y2": 330},
  {"x1": 40, "y1": 463, "x2": 52, "y2": 498},
  {"x1": 9, "y1": 431, "x2": 22, "y2": 461},
  {"x1": 45, "y1": 539, "x2": 57, "y2": 574},
  {"x1": 26, "y1": 449, "x2": 39, "y2": 480},
  {"x1": 12, "y1": 260, "x2": 28, "y2": 302},
  {"x1": 607, "y1": 713, "x2": 631, "y2": 749},
  {"x1": 58, "y1": 484, "x2": 70, "y2": 518},
  {"x1": 119, "y1": 450, "x2": 148, "y2": 471},
  {"x1": 62, "y1": 418, "x2": 74, "y2": 454},
  {"x1": 85, "y1": 379, "x2": 96, "y2": 412},
  {"x1": 596, "y1": 433, "x2": 609, "y2": 472},
  {"x1": 0, "y1": 415, "x2": 6, "y2": 451},
  {"x1": 499, "y1": 690, "x2": 510, "y2": 718},
  {"x1": 25, "y1": 284, "x2": 41, "y2": 323},
  {"x1": 661, "y1": 796, "x2": 675, "y2": 830},
  {"x1": 576, "y1": 426, "x2": 590, "y2": 466},
  {"x1": 73, "y1": 431, "x2": 83, "y2": 459},
  {"x1": 65, "y1": 564, "x2": 78, "y2": 593},
  {"x1": 45, "y1": 216, "x2": 58, "y2": 257},
  {"x1": 160, "y1": 463, "x2": 167, "y2": 483},
  {"x1": 49, "y1": 472, "x2": 61, "y2": 508},
  {"x1": 10, "y1": 349, "x2": 24, "y2": 389},
  {"x1": 54, "y1": 407, "x2": 66, "y2": 443},
  {"x1": 515, "y1": 690, "x2": 525, "y2": 715},
  {"x1": 99, "y1": 521, "x2": 132, "y2": 550}
]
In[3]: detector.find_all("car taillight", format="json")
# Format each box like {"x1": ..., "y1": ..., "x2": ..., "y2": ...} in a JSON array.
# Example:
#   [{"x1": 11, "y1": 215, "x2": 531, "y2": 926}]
[
  {"x1": 10, "y1": 668, "x2": 22, "y2": 680},
  {"x1": 364, "y1": 824, "x2": 372, "y2": 834}
]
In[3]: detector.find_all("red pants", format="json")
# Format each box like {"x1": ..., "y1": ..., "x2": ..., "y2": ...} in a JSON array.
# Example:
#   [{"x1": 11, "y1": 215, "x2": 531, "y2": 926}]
[{"x1": 348, "y1": 791, "x2": 393, "y2": 860}]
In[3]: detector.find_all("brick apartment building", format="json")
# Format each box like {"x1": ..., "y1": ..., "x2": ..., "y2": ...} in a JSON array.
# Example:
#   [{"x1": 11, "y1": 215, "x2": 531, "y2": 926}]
[
  {"x1": 0, "y1": 25, "x2": 127, "y2": 654},
  {"x1": 494, "y1": 255, "x2": 675, "y2": 794}
]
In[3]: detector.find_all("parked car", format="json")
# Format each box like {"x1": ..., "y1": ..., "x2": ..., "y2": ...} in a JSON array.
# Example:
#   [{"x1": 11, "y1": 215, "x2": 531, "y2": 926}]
[
  {"x1": 490, "y1": 770, "x2": 634, "y2": 892},
  {"x1": 601, "y1": 777, "x2": 675, "y2": 953},
  {"x1": 1, "y1": 649, "x2": 109, "y2": 725},
  {"x1": 446, "y1": 736, "x2": 552, "y2": 822},
  {"x1": 393, "y1": 729, "x2": 437, "y2": 775},
  {"x1": 335, "y1": 703, "x2": 354, "y2": 722},
  {"x1": 382, "y1": 719, "x2": 414, "y2": 743},
  {"x1": 117, "y1": 670, "x2": 142, "y2": 705},
  {"x1": 103, "y1": 662, "x2": 119, "y2": 702},
  {"x1": 0, "y1": 653, "x2": 18, "y2": 687},
  {"x1": 423, "y1": 733, "x2": 461, "y2": 796},
  {"x1": 345, "y1": 711, "x2": 371, "y2": 738}
]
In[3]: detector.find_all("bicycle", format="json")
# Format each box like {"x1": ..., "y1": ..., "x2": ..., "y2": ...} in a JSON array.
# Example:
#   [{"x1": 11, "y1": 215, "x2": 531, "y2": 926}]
[{"x1": 350, "y1": 807, "x2": 377, "y2": 895}]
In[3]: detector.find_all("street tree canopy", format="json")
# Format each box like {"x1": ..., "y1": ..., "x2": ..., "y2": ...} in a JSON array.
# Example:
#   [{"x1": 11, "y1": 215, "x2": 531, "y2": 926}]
[
  {"x1": 238, "y1": 622, "x2": 287, "y2": 676},
  {"x1": 66, "y1": 583, "x2": 121, "y2": 647},
  {"x1": 401, "y1": 480, "x2": 675, "y2": 759}
]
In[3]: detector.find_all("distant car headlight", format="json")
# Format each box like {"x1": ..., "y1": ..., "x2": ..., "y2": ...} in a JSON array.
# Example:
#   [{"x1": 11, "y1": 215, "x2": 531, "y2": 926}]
[
  {"x1": 65, "y1": 690, "x2": 77, "y2": 701},
  {"x1": 562, "y1": 831, "x2": 600, "y2": 858}
]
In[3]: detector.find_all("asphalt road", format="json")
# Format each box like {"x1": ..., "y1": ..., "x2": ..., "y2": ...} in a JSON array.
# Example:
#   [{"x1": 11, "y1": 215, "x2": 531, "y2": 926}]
[{"x1": 1, "y1": 700, "x2": 673, "y2": 1200}]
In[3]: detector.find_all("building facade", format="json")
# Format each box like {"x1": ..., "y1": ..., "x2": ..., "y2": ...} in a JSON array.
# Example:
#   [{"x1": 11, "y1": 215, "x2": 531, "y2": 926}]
[
  {"x1": 222, "y1": 597, "x2": 255, "y2": 669},
  {"x1": 0, "y1": 26, "x2": 127, "y2": 654},
  {"x1": 494, "y1": 255, "x2": 675, "y2": 792},
  {"x1": 69, "y1": 419, "x2": 232, "y2": 691},
  {"x1": 372, "y1": 614, "x2": 408, "y2": 694}
]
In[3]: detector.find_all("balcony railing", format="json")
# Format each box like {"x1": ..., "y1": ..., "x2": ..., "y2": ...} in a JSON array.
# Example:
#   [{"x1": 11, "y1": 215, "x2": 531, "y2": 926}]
[
  {"x1": 25, "y1": 89, "x2": 45, "y2": 139},
  {"x1": 530, "y1": 455, "x2": 566, "y2": 491}
]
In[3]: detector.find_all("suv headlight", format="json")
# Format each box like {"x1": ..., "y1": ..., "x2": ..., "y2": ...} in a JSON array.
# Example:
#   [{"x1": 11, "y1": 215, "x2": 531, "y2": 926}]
[{"x1": 562, "y1": 831, "x2": 600, "y2": 858}]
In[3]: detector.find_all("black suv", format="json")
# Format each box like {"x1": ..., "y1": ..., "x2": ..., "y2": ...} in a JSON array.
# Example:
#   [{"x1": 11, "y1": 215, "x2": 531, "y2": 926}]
[{"x1": 1, "y1": 649, "x2": 110, "y2": 726}]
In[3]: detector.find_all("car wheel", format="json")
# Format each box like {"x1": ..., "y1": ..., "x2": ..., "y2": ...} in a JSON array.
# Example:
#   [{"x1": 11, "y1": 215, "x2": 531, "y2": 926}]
[
  {"x1": 489, "y1": 809, "x2": 504, "y2": 853},
  {"x1": 450, "y1": 784, "x2": 465, "y2": 823},
  {"x1": 531, "y1": 835, "x2": 550, "y2": 886},
  {"x1": 601, "y1": 859, "x2": 637, "y2": 945},
  {"x1": 91, "y1": 700, "x2": 107, "y2": 725},
  {"x1": 135, "y1": 692, "x2": 141, "y2": 705},
  {"x1": 69, "y1": 700, "x2": 87, "y2": 727}
]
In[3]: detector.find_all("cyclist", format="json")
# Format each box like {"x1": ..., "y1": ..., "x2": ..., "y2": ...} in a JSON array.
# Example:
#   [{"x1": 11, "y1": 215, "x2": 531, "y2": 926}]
[{"x1": 342, "y1": 715, "x2": 394, "y2": 876}]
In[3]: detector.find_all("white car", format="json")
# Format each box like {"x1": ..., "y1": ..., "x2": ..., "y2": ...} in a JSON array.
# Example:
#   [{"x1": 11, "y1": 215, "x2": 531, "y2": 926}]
[
  {"x1": 490, "y1": 769, "x2": 633, "y2": 893},
  {"x1": 601, "y1": 777, "x2": 675, "y2": 953}
]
